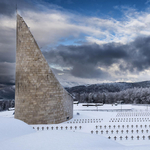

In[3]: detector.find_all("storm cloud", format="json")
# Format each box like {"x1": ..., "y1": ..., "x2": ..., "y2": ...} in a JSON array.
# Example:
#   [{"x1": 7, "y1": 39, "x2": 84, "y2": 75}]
[
  {"x1": 43, "y1": 36, "x2": 150, "y2": 79},
  {"x1": 0, "y1": 62, "x2": 15, "y2": 85},
  {"x1": 0, "y1": 0, "x2": 39, "y2": 16},
  {"x1": 0, "y1": 0, "x2": 35, "y2": 85},
  {"x1": 1, "y1": 0, "x2": 150, "y2": 86}
]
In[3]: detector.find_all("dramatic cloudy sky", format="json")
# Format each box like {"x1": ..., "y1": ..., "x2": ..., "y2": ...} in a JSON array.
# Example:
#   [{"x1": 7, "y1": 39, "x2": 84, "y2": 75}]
[{"x1": 1, "y1": 0, "x2": 150, "y2": 87}]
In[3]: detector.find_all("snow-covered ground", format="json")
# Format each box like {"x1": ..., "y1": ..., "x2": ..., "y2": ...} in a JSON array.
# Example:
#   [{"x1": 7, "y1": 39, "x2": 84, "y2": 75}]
[{"x1": 1, "y1": 104, "x2": 150, "y2": 150}]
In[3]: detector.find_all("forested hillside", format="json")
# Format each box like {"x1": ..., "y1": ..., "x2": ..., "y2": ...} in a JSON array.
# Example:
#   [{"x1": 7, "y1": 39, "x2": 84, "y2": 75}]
[{"x1": 65, "y1": 81, "x2": 150, "y2": 104}]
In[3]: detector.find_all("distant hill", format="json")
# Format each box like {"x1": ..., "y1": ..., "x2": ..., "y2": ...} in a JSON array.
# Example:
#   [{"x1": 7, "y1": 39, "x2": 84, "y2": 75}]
[
  {"x1": 0, "y1": 85, "x2": 15, "y2": 99},
  {"x1": 65, "y1": 81, "x2": 150, "y2": 94},
  {"x1": 0, "y1": 85, "x2": 15, "y2": 111},
  {"x1": 1, "y1": 81, "x2": 150, "y2": 104},
  {"x1": 65, "y1": 81, "x2": 150, "y2": 104}
]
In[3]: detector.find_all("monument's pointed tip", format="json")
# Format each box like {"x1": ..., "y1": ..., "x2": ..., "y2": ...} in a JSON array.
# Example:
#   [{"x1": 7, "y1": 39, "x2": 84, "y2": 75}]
[{"x1": 17, "y1": 13, "x2": 21, "y2": 18}]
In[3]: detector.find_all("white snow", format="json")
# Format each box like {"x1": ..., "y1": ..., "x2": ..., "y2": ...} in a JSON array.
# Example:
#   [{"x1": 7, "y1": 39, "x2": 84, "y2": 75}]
[
  {"x1": 1, "y1": 104, "x2": 150, "y2": 150},
  {"x1": 0, "y1": 117, "x2": 35, "y2": 142},
  {"x1": 0, "y1": 130, "x2": 125, "y2": 150}
]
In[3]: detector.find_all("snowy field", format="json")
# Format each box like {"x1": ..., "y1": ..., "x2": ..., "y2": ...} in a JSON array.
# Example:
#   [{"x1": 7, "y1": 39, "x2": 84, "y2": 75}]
[{"x1": 1, "y1": 104, "x2": 150, "y2": 150}]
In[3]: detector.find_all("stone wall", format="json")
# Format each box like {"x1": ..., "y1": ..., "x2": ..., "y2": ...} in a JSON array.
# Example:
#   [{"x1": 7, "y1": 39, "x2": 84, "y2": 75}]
[{"x1": 15, "y1": 14, "x2": 73, "y2": 124}]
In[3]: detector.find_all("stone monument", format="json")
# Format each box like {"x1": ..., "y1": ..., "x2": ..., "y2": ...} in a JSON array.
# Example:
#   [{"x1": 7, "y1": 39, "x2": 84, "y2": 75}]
[{"x1": 15, "y1": 14, "x2": 73, "y2": 124}]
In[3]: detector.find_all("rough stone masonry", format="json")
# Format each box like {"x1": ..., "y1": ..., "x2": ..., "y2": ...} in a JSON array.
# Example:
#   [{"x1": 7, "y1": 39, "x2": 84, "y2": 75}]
[{"x1": 15, "y1": 14, "x2": 73, "y2": 124}]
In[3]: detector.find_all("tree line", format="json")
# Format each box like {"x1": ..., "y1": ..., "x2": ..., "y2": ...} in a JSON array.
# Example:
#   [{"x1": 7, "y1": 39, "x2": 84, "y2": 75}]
[
  {"x1": 72, "y1": 87, "x2": 150, "y2": 104},
  {"x1": 0, "y1": 99, "x2": 15, "y2": 111}
]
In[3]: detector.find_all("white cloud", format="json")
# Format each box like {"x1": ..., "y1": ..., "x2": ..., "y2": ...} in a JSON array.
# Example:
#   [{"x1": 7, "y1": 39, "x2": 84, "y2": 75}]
[
  {"x1": 2, "y1": 5, "x2": 150, "y2": 86},
  {"x1": 145, "y1": 0, "x2": 150, "y2": 4},
  {"x1": 24, "y1": 7, "x2": 150, "y2": 46},
  {"x1": 2, "y1": 6, "x2": 150, "y2": 47}
]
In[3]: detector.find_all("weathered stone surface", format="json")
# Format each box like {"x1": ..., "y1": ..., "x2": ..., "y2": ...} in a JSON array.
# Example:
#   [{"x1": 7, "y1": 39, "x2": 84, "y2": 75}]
[{"x1": 15, "y1": 14, "x2": 73, "y2": 124}]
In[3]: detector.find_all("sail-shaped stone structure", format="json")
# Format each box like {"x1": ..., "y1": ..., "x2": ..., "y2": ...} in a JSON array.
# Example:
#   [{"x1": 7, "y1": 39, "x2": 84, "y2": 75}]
[{"x1": 15, "y1": 14, "x2": 73, "y2": 124}]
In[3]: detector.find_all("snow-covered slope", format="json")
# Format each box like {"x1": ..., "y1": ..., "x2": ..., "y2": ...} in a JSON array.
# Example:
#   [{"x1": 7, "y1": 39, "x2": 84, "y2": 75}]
[
  {"x1": 0, "y1": 130, "x2": 125, "y2": 150},
  {"x1": 1, "y1": 104, "x2": 150, "y2": 150},
  {"x1": 0, "y1": 117, "x2": 35, "y2": 142}
]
